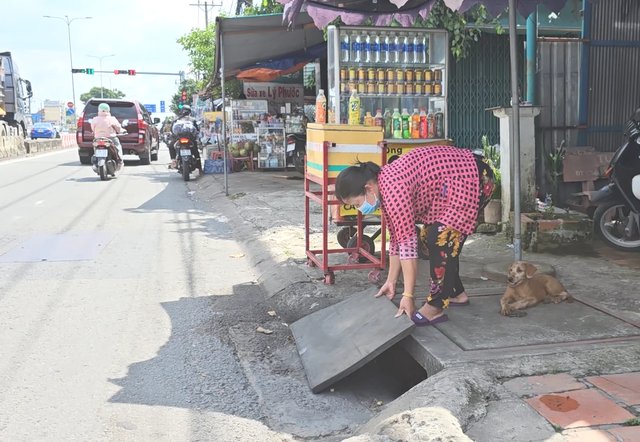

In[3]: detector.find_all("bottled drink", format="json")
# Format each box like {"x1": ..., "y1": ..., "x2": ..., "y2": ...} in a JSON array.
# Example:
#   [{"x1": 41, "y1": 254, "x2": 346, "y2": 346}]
[
  {"x1": 427, "y1": 108, "x2": 436, "y2": 138},
  {"x1": 418, "y1": 35, "x2": 427, "y2": 64},
  {"x1": 348, "y1": 89, "x2": 361, "y2": 125},
  {"x1": 363, "y1": 111, "x2": 374, "y2": 126},
  {"x1": 435, "y1": 108, "x2": 444, "y2": 138},
  {"x1": 351, "y1": 32, "x2": 361, "y2": 63},
  {"x1": 392, "y1": 108, "x2": 402, "y2": 139},
  {"x1": 403, "y1": 34, "x2": 411, "y2": 63},
  {"x1": 341, "y1": 33, "x2": 350, "y2": 62},
  {"x1": 419, "y1": 108, "x2": 428, "y2": 139},
  {"x1": 413, "y1": 34, "x2": 422, "y2": 64},
  {"x1": 383, "y1": 108, "x2": 393, "y2": 138},
  {"x1": 410, "y1": 109, "x2": 420, "y2": 139},
  {"x1": 315, "y1": 89, "x2": 326, "y2": 124},
  {"x1": 364, "y1": 34, "x2": 372, "y2": 63},
  {"x1": 374, "y1": 34, "x2": 381, "y2": 63},
  {"x1": 374, "y1": 109, "x2": 384, "y2": 128},
  {"x1": 401, "y1": 108, "x2": 411, "y2": 139},
  {"x1": 382, "y1": 32, "x2": 390, "y2": 63},
  {"x1": 392, "y1": 34, "x2": 400, "y2": 63}
]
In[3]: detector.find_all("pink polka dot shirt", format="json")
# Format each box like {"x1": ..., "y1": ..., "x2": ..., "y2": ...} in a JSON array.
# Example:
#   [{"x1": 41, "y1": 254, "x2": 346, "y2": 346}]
[{"x1": 378, "y1": 146, "x2": 480, "y2": 260}]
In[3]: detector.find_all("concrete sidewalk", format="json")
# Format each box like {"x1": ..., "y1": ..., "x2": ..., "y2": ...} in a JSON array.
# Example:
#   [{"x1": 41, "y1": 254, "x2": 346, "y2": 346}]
[{"x1": 189, "y1": 171, "x2": 640, "y2": 441}]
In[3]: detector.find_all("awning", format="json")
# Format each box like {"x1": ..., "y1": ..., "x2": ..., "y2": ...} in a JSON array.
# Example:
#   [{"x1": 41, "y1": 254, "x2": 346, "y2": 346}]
[
  {"x1": 277, "y1": 0, "x2": 604, "y2": 29},
  {"x1": 213, "y1": 12, "x2": 325, "y2": 83},
  {"x1": 236, "y1": 42, "x2": 326, "y2": 82}
]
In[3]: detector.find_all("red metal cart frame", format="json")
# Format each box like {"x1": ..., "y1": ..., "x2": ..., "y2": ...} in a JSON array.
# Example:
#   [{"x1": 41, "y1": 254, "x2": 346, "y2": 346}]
[{"x1": 304, "y1": 141, "x2": 387, "y2": 285}]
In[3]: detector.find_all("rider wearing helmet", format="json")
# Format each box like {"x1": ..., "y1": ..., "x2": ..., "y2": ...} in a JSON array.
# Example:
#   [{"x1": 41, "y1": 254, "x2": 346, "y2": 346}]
[
  {"x1": 91, "y1": 103, "x2": 125, "y2": 165},
  {"x1": 169, "y1": 105, "x2": 200, "y2": 169}
]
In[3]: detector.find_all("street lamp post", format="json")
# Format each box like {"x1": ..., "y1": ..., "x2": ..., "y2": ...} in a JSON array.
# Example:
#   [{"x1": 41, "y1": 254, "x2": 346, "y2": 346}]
[
  {"x1": 43, "y1": 15, "x2": 92, "y2": 123},
  {"x1": 87, "y1": 54, "x2": 115, "y2": 98}
]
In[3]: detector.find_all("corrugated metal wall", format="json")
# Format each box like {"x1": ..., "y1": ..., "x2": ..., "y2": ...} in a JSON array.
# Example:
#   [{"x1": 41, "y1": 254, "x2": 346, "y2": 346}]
[
  {"x1": 448, "y1": 33, "x2": 524, "y2": 149},
  {"x1": 586, "y1": 0, "x2": 640, "y2": 152}
]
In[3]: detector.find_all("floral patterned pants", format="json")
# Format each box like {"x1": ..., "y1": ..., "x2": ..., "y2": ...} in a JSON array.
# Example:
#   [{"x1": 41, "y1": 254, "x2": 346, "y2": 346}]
[{"x1": 425, "y1": 223, "x2": 468, "y2": 309}]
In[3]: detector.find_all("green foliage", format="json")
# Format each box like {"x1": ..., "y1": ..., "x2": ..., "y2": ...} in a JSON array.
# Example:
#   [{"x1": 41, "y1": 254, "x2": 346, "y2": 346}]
[
  {"x1": 79, "y1": 87, "x2": 125, "y2": 104},
  {"x1": 242, "y1": 0, "x2": 283, "y2": 16},
  {"x1": 170, "y1": 79, "x2": 200, "y2": 115},
  {"x1": 177, "y1": 25, "x2": 216, "y2": 81},
  {"x1": 545, "y1": 140, "x2": 566, "y2": 202},
  {"x1": 482, "y1": 135, "x2": 501, "y2": 200},
  {"x1": 624, "y1": 417, "x2": 640, "y2": 426}
]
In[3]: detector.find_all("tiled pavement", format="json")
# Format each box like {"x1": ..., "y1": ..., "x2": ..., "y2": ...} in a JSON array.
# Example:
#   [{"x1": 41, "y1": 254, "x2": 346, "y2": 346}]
[{"x1": 504, "y1": 373, "x2": 640, "y2": 441}]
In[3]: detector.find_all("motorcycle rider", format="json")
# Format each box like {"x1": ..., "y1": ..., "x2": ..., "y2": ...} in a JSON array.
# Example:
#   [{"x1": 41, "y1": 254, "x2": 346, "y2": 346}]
[
  {"x1": 91, "y1": 103, "x2": 125, "y2": 165},
  {"x1": 169, "y1": 105, "x2": 201, "y2": 170}
]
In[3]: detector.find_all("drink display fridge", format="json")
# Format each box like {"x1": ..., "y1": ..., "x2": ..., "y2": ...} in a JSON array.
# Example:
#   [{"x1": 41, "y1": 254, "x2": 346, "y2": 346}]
[{"x1": 326, "y1": 25, "x2": 449, "y2": 144}]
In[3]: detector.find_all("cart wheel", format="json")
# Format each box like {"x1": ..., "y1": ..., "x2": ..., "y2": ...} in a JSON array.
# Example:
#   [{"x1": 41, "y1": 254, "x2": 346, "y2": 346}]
[
  {"x1": 324, "y1": 273, "x2": 335, "y2": 285},
  {"x1": 307, "y1": 259, "x2": 316, "y2": 267},
  {"x1": 348, "y1": 253, "x2": 360, "y2": 264},
  {"x1": 368, "y1": 270, "x2": 382, "y2": 284},
  {"x1": 416, "y1": 226, "x2": 430, "y2": 260},
  {"x1": 346, "y1": 234, "x2": 376, "y2": 263},
  {"x1": 337, "y1": 226, "x2": 356, "y2": 248}
]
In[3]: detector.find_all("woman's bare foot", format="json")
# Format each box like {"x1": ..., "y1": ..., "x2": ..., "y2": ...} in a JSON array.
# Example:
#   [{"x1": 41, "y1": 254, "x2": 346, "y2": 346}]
[
  {"x1": 450, "y1": 291, "x2": 469, "y2": 304},
  {"x1": 417, "y1": 303, "x2": 445, "y2": 321}
]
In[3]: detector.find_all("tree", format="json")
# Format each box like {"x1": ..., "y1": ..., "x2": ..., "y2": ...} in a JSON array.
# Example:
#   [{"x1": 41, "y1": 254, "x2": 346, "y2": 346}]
[
  {"x1": 80, "y1": 87, "x2": 125, "y2": 104},
  {"x1": 242, "y1": 0, "x2": 283, "y2": 16},
  {"x1": 170, "y1": 79, "x2": 201, "y2": 114}
]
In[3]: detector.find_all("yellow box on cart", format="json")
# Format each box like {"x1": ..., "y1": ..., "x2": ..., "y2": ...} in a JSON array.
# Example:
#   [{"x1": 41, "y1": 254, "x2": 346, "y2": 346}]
[
  {"x1": 306, "y1": 123, "x2": 384, "y2": 181},
  {"x1": 339, "y1": 139, "x2": 453, "y2": 217}
]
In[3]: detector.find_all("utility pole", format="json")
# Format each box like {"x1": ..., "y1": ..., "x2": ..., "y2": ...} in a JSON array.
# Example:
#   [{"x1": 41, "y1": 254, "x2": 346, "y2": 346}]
[{"x1": 189, "y1": 1, "x2": 221, "y2": 28}]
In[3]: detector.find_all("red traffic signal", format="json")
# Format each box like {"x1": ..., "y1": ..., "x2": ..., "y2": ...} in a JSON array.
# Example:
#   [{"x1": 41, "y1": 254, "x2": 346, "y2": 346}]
[
  {"x1": 114, "y1": 69, "x2": 121, "y2": 75},
  {"x1": 128, "y1": 70, "x2": 136, "y2": 76},
  {"x1": 181, "y1": 91, "x2": 187, "y2": 101}
]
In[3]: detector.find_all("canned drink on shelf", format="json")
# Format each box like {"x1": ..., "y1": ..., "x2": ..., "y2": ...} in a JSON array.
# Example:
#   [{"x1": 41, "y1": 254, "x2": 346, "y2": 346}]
[
  {"x1": 340, "y1": 82, "x2": 347, "y2": 94},
  {"x1": 377, "y1": 81, "x2": 386, "y2": 95},
  {"x1": 387, "y1": 69, "x2": 395, "y2": 82},
  {"x1": 405, "y1": 82, "x2": 414, "y2": 95},
  {"x1": 415, "y1": 69, "x2": 423, "y2": 83},
  {"x1": 366, "y1": 81, "x2": 375, "y2": 95},
  {"x1": 396, "y1": 69, "x2": 404, "y2": 82},
  {"x1": 396, "y1": 82, "x2": 405, "y2": 95},
  {"x1": 348, "y1": 68, "x2": 356, "y2": 81},
  {"x1": 424, "y1": 69, "x2": 433, "y2": 83},
  {"x1": 425, "y1": 83, "x2": 434, "y2": 95},
  {"x1": 367, "y1": 69, "x2": 376, "y2": 82},
  {"x1": 358, "y1": 81, "x2": 365, "y2": 94},
  {"x1": 405, "y1": 69, "x2": 414, "y2": 82},
  {"x1": 415, "y1": 83, "x2": 424, "y2": 95},
  {"x1": 434, "y1": 82, "x2": 442, "y2": 96},
  {"x1": 386, "y1": 82, "x2": 396, "y2": 95},
  {"x1": 340, "y1": 68, "x2": 346, "y2": 81},
  {"x1": 377, "y1": 69, "x2": 386, "y2": 81},
  {"x1": 434, "y1": 69, "x2": 442, "y2": 82},
  {"x1": 358, "y1": 68, "x2": 366, "y2": 81},
  {"x1": 348, "y1": 81, "x2": 356, "y2": 93}
]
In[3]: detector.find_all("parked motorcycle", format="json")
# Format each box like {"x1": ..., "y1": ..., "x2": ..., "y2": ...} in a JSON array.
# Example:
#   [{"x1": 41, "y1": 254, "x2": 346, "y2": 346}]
[
  {"x1": 174, "y1": 133, "x2": 202, "y2": 182},
  {"x1": 592, "y1": 108, "x2": 640, "y2": 251},
  {"x1": 92, "y1": 121, "x2": 128, "y2": 181},
  {"x1": 286, "y1": 132, "x2": 306, "y2": 175}
]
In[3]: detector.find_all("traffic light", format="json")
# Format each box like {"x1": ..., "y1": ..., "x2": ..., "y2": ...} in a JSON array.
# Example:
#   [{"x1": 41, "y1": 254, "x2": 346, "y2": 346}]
[
  {"x1": 114, "y1": 69, "x2": 121, "y2": 75},
  {"x1": 128, "y1": 69, "x2": 136, "y2": 76},
  {"x1": 71, "y1": 68, "x2": 86, "y2": 74},
  {"x1": 181, "y1": 90, "x2": 187, "y2": 101},
  {"x1": 86, "y1": 68, "x2": 94, "y2": 75}
]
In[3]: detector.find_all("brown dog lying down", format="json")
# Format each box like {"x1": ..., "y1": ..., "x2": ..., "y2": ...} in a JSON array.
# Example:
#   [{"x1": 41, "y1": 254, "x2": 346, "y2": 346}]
[{"x1": 500, "y1": 261, "x2": 574, "y2": 317}]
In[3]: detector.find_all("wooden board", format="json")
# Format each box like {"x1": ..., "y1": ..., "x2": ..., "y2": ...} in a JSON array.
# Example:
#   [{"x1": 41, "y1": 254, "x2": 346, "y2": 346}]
[{"x1": 291, "y1": 287, "x2": 415, "y2": 393}]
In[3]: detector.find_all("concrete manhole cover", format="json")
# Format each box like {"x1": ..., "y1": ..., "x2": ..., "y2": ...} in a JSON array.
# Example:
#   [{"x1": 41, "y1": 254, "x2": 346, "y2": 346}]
[
  {"x1": 0, "y1": 232, "x2": 116, "y2": 263},
  {"x1": 433, "y1": 295, "x2": 640, "y2": 351}
]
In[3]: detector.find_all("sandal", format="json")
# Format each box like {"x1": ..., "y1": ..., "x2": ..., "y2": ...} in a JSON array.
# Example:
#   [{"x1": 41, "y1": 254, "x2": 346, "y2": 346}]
[
  {"x1": 411, "y1": 312, "x2": 448, "y2": 327},
  {"x1": 422, "y1": 299, "x2": 470, "y2": 307}
]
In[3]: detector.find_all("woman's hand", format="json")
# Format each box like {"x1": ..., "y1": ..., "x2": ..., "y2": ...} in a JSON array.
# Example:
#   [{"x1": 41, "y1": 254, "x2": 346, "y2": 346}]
[
  {"x1": 395, "y1": 296, "x2": 416, "y2": 318},
  {"x1": 375, "y1": 279, "x2": 396, "y2": 301}
]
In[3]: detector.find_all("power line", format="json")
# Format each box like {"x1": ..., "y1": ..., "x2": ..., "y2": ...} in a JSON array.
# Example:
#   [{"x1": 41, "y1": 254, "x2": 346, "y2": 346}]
[{"x1": 189, "y1": 1, "x2": 221, "y2": 28}]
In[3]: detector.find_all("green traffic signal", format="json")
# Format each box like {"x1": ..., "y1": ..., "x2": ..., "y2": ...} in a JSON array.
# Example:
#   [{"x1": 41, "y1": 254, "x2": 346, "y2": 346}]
[
  {"x1": 178, "y1": 104, "x2": 183, "y2": 109},
  {"x1": 86, "y1": 68, "x2": 94, "y2": 75}
]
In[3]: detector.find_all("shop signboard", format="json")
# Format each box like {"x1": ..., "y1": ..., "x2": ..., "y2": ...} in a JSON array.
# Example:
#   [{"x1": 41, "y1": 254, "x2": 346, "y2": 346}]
[{"x1": 243, "y1": 82, "x2": 304, "y2": 115}]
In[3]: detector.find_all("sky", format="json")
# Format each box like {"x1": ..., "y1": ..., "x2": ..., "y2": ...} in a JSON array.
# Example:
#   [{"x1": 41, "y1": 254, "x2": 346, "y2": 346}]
[{"x1": 2, "y1": 0, "x2": 238, "y2": 120}]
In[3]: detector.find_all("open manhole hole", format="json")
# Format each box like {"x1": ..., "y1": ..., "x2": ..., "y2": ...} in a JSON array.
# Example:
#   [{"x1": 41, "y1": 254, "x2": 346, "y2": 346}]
[{"x1": 330, "y1": 343, "x2": 427, "y2": 408}]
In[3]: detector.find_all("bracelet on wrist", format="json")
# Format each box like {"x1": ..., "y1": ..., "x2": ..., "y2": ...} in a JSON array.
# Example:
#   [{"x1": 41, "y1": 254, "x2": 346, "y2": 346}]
[{"x1": 402, "y1": 293, "x2": 415, "y2": 299}]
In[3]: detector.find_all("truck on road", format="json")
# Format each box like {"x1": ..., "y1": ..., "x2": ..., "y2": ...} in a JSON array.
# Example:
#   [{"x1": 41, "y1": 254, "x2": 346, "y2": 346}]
[{"x1": 0, "y1": 51, "x2": 32, "y2": 137}]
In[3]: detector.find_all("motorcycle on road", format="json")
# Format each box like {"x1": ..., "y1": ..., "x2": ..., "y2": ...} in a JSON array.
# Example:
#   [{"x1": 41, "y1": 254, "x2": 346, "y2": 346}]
[
  {"x1": 592, "y1": 108, "x2": 640, "y2": 251},
  {"x1": 174, "y1": 134, "x2": 202, "y2": 182},
  {"x1": 91, "y1": 120, "x2": 128, "y2": 181}
]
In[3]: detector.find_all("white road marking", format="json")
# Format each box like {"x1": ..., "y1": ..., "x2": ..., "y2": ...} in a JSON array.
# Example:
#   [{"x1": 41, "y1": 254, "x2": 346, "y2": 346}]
[{"x1": 0, "y1": 148, "x2": 77, "y2": 167}]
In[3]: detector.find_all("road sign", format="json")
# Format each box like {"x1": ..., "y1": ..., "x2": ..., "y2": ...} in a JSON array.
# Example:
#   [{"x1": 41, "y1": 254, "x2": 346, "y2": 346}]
[
  {"x1": 66, "y1": 109, "x2": 75, "y2": 116},
  {"x1": 67, "y1": 102, "x2": 74, "y2": 108},
  {"x1": 160, "y1": 101, "x2": 165, "y2": 113},
  {"x1": 144, "y1": 104, "x2": 157, "y2": 113}
]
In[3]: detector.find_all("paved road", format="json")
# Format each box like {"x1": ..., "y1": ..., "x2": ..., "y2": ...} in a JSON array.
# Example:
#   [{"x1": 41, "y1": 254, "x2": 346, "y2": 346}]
[{"x1": 0, "y1": 148, "x2": 264, "y2": 441}]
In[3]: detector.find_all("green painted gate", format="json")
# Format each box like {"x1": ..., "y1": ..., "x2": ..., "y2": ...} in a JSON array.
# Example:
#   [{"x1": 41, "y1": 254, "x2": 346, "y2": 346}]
[{"x1": 448, "y1": 33, "x2": 524, "y2": 149}]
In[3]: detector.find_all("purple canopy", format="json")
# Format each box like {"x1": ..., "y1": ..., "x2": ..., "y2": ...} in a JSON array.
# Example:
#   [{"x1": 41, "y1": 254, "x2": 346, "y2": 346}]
[{"x1": 278, "y1": 0, "x2": 603, "y2": 29}]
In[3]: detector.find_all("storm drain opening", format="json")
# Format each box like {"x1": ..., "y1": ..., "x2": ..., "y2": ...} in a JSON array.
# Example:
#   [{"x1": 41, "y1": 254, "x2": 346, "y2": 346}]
[{"x1": 329, "y1": 342, "x2": 428, "y2": 408}]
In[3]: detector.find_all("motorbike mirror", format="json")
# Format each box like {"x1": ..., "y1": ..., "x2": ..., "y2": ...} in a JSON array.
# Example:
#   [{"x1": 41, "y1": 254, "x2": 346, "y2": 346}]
[
  {"x1": 154, "y1": 117, "x2": 161, "y2": 124},
  {"x1": 122, "y1": 119, "x2": 130, "y2": 126}
]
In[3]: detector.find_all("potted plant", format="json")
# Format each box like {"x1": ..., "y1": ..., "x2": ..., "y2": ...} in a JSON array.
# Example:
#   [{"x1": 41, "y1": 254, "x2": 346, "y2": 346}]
[{"x1": 481, "y1": 136, "x2": 502, "y2": 224}]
